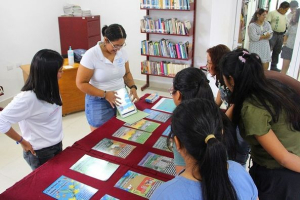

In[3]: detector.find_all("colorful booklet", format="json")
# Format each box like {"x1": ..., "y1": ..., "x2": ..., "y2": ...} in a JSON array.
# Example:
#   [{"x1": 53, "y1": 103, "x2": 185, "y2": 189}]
[
  {"x1": 92, "y1": 138, "x2": 136, "y2": 158},
  {"x1": 43, "y1": 175, "x2": 98, "y2": 200},
  {"x1": 138, "y1": 152, "x2": 176, "y2": 176},
  {"x1": 143, "y1": 109, "x2": 171, "y2": 123},
  {"x1": 124, "y1": 119, "x2": 160, "y2": 133},
  {"x1": 115, "y1": 88, "x2": 137, "y2": 118},
  {"x1": 100, "y1": 194, "x2": 119, "y2": 200},
  {"x1": 112, "y1": 127, "x2": 151, "y2": 144},
  {"x1": 153, "y1": 136, "x2": 172, "y2": 152},
  {"x1": 114, "y1": 170, "x2": 164, "y2": 199},
  {"x1": 151, "y1": 98, "x2": 176, "y2": 113},
  {"x1": 162, "y1": 125, "x2": 171, "y2": 136},
  {"x1": 70, "y1": 154, "x2": 119, "y2": 181}
]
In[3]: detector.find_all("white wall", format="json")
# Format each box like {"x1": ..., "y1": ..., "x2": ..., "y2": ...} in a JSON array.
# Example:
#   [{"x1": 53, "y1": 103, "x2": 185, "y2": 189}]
[
  {"x1": 0, "y1": 0, "x2": 239, "y2": 102},
  {"x1": 0, "y1": 0, "x2": 67, "y2": 102}
]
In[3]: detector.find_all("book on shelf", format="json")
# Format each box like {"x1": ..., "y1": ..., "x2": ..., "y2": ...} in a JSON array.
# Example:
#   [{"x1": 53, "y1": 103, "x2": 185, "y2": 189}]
[
  {"x1": 43, "y1": 175, "x2": 98, "y2": 200},
  {"x1": 70, "y1": 154, "x2": 119, "y2": 181},
  {"x1": 138, "y1": 152, "x2": 176, "y2": 176},
  {"x1": 112, "y1": 126, "x2": 152, "y2": 144},
  {"x1": 141, "y1": 60, "x2": 190, "y2": 76},
  {"x1": 92, "y1": 138, "x2": 136, "y2": 158},
  {"x1": 114, "y1": 170, "x2": 164, "y2": 199},
  {"x1": 140, "y1": 0, "x2": 192, "y2": 10},
  {"x1": 141, "y1": 39, "x2": 190, "y2": 59}
]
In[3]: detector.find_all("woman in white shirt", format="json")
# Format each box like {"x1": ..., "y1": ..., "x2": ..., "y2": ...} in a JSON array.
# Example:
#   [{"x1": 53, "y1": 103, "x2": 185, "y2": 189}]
[
  {"x1": 76, "y1": 24, "x2": 139, "y2": 131},
  {"x1": 0, "y1": 49, "x2": 64, "y2": 170}
]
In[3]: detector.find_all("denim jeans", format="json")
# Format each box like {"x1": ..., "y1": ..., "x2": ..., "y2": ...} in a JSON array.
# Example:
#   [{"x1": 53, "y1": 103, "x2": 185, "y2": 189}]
[
  {"x1": 85, "y1": 94, "x2": 116, "y2": 128},
  {"x1": 23, "y1": 141, "x2": 62, "y2": 170}
]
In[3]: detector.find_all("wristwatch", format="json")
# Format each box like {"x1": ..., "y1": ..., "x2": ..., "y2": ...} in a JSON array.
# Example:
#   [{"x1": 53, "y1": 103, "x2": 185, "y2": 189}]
[{"x1": 129, "y1": 85, "x2": 137, "y2": 90}]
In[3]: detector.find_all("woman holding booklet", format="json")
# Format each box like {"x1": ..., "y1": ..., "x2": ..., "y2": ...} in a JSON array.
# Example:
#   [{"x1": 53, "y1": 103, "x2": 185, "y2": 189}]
[{"x1": 76, "y1": 24, "x2": 139, "y2": 131}]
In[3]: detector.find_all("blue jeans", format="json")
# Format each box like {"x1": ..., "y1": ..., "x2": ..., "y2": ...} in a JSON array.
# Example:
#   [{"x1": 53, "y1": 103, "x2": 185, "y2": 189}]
[
  {"x1": 23, "y1": 141, "x2": 62, "y2": 170},
  {"x1": 235, "y1": 128, "x2": 250, "y2": 168},
  {"x1": 85, "y1": 94, "x2": 116, "y2": 128},
  {"x1": 269, "y1": 32, "x2": 284, "y2": 68}
]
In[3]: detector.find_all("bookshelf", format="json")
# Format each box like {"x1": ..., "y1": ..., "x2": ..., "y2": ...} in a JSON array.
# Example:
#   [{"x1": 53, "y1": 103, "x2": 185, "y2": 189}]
[{"x1": 140, "y1": 0, "x2": 196, "y2": 91}]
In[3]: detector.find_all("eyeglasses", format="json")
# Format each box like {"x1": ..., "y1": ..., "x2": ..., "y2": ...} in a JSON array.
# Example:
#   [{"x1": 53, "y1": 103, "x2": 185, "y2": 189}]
[
  {"x1": 169, "y1": 87, "x2": 177, "y2": 96},
  {"x1": 108, "y1": 39, "x2": 126, "y2": 50}
]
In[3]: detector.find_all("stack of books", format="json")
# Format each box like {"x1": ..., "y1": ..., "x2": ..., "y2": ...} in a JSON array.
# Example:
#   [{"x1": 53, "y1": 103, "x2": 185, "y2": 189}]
[{"x1": 63, "y1": 4, "x2": 92, "y2": 16}]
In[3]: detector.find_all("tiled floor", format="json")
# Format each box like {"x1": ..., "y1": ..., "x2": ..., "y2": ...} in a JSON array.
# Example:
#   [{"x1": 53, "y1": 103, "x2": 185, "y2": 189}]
[{"x1": 0, "y1": 81, "x2": 171, "y2": 194}]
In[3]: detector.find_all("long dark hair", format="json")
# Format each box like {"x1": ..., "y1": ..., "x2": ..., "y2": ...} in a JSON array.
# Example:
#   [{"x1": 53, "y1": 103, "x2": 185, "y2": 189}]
[
  {"x1": 102, "y1": 24, "x2": 127, "y2": 41},
  {"x1": 206, "y1": 44, "x2": 231, "y2": 84},
  {"x1": 172, "y1": 67, "x2": 236, "y2": 159},
  {"x1": 22, "y1": 49, "x2": 63, "y2": 106},
  {"x1": 250, "y1": 8, "x2": 266, "y2": 23},
  {"x1": 173, "y1": 67, "x2": 213, "y2": 101},
  {"x1": 170, "y1": 99, "x2": 237, "y2": 200},
  {"x1": 219, "y1": 49, "x2": 300, "y2": 131}
]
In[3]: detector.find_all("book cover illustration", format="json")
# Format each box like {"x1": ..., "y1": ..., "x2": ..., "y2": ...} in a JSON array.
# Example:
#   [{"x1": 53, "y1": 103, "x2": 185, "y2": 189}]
[
  {"x1": 100, "y1": 194, "x2": 119, "y2": 200},
  {"x1": 153, "y1": 136, "x2": 171, "y2": 152},
  {"x1": 92, "y1": 138, "x2": 136, "y2": 158},
  {"x1": 112, "y1": 127, "x2": 151, "y2": 144},
  {"x1": 151, "y1": 98, "x2": 176, "y2": 113},
  {"x1": 114, "y1": 170, "x2": 164, "y2": 199},
  {"x1": 115, "y1": 88, "x2": 137, "y2": 118},
  {"x1": 70, "y1": 154, "x2": 119, "y2": 181},
  {"x1": 143, "y1": 109, "x2": 171, "y2": 123},
  {"x1": 138, "y1": 152, "x2": 176, "y2": 176},
  {"x1": 124, "y1": 119, "x2": 160, "y2": 133},
  {"x1": 43, "y1": 175, "x2": 98, "y2": 200},
  {"x1": 162, "y1": 125, "x2": 171, "y2": 136}
]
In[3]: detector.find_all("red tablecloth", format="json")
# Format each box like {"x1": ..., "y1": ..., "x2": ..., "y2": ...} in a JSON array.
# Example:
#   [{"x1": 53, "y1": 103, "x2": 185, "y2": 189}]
[{"x1": 0, "y1": 94, "x2": 173, "y2": 200}]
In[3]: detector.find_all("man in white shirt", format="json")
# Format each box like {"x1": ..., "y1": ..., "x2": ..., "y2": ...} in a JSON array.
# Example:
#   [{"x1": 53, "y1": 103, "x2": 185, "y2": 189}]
[{"x1": 267, "y1": 1, "x2": 290, "y2": 72}]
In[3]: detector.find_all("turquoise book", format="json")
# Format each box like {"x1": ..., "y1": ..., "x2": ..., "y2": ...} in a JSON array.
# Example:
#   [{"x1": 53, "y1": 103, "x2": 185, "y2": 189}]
[{"x1": 43, "y1": 175, "x2": 98, "y2": 200}]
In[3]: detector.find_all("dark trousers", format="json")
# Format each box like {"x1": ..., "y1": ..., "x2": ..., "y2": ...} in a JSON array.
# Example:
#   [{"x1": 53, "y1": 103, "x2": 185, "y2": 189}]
[
  {"x1": 269, "y1": 32, "x2": 284, "y2": 68},
  {"x1": 250, "y1": 162, "x2": 300, "y2": 200},
  {"x1": 23, "y1": 141, "x2": 62, "y2": 170}
]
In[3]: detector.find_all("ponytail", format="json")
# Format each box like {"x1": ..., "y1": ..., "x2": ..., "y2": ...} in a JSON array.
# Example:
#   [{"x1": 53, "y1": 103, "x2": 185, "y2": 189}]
[
  {"x1": 171, "y1": 99, "x2": 237, "y2": 200},
  {"x1": 200, "y1": 136, "x2": 237, "y2": 200}
]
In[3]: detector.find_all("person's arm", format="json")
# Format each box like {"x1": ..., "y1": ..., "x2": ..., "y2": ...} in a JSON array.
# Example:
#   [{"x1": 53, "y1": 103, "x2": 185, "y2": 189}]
[
  {"x1": 5, "y1": 127, "x2": 35, "y2": 155},
  {"x1": 255, "y1": 129, "x2": 300, "y2": 172},
  {"x1": 76, "y1": 64, "x2": 119, "y2": 108},
  {"x1": 225, "y1": 104, "x2": 234, "y2": 120},
  {"x1": 215, "y1": 90, "x2": 222, "y2": 107},
  {"x1": 123, "y1": 62, "x2": 139, "y2": 102},
  {"x1": 283, "y1": 35, "x2": 288, "y2": 45}
]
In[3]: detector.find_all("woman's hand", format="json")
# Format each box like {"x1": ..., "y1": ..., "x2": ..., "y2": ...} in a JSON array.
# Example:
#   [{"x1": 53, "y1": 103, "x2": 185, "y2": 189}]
[
  {"x1": 130, "y1": 88, "x2": 139, "y2": 102},
  {"x1": 21, "y1": 140, "x2": 36, "y2": 156},
  {"x1": 105, "y1": 91, "x2": 121, "y2": 108}
]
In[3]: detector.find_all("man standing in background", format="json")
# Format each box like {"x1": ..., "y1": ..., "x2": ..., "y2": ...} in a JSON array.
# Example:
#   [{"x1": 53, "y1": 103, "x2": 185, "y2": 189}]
[
  {"x1": 267, "y1": 1, "x2": 290, "y2": 72},
  {"x1": 287, "y1": 1, "x2": 299, "y2": 24}
]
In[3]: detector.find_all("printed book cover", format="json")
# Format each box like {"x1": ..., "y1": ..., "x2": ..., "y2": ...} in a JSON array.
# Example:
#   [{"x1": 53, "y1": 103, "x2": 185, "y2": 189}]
[
  {"x1": 138, "y1": 152, "x2": 176, "y2": 176},
  {"x1": 43, "y1": 175, "x2": 98, "y2": 200},
  {"x1": 143, "y1": 109, "x2": 171, "y2": 123},
  {"x1": 112, "y1": 127, "x2": 151, "y2": 144},
  {"x1": 124, "y1": 119, "x2": 160, "y2": 133},
  {"x1": 70, "y1": 154, "x2": 119, "y2": 181},
  {"x1": 92, "y1": 138, "x2": 136, "y2": 158},
  {"x1": 153, "y1": 136, "x2": 172, "y2": 152},
  {"x1": 151, "y1": 98, "x2": 176, "y2": 113},
  {"x1": 114, "y1": 170, "x2": 164, "y2": 199}
]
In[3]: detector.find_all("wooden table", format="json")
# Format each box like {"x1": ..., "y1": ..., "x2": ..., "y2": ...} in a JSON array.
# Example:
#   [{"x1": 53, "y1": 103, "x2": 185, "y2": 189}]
[{"x1": 20, "y1": 59, "x2": 85, "y2": 116}]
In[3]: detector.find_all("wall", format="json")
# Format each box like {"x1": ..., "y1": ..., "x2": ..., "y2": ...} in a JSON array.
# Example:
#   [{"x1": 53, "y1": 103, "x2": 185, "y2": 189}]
[
  {"x1": 0, "y1": 0, "x2": 67, "y2": 102},
  {"x1": 0, "y1": 0, "x2": 239, "y2": 102}
]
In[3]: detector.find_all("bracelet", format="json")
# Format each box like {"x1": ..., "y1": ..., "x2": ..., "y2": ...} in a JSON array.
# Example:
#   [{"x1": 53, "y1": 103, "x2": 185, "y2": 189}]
[
  {"x1": 129, "y1": 85, "x2": 137, "y2": 90},
  {"x1": 103, "y1": 90, "x2": 106, "y2": 98},
  {"x1": 16, "y1": 137, "x2": 23, "y2": 144}
]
